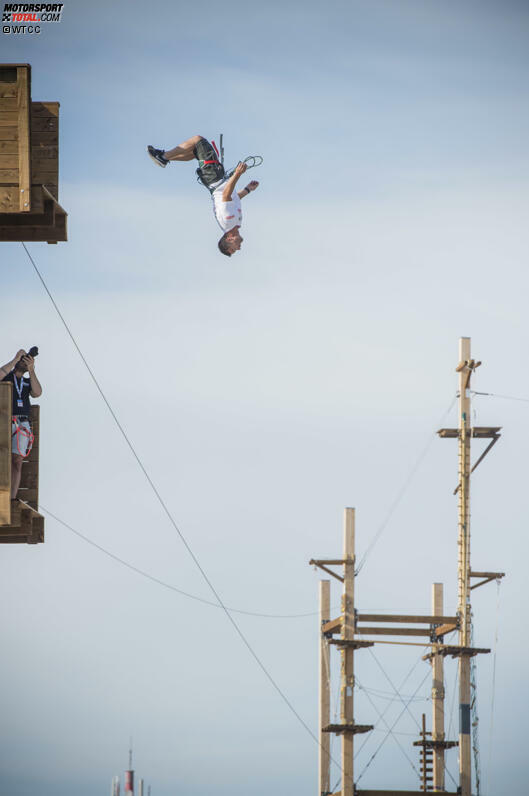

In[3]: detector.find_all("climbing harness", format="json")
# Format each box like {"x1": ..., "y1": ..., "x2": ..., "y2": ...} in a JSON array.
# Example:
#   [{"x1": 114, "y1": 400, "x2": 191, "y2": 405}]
[
  {"x1": 196, "y1": 132, "x2": 263, "y2": 191},
  {"x1": 11, "y1": 416, "x2": 34, "y2": 458}
]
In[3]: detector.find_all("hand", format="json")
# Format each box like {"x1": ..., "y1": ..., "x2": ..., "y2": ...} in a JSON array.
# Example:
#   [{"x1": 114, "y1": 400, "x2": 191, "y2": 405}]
[
  {"x1": 21, "y1": 355, "x2": 34, "y2": 373},
  {"x1": 234, "y1": 161, "x2": 247, "y2": 177},
  {"x1": 246, "y1": 181, "x2": 259, "y2": 192},
  {"x1": 15, "y1": 349, "x2": 26, "y2": 361}
]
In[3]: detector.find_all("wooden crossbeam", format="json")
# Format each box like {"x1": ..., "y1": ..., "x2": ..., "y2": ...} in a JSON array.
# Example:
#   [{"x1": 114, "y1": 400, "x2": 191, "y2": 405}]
[
  {"x1": 357, "y1": 614, "x2": 458, "y2": 624},
  {"x1": 438, "y1": 426, "x2": 501, "y2": 439},
  {"x1": 322, "y1": 617, "x2": 342, "y2": 635},
  {"x1": 356, "y1": 627, "x2": 432, "y2": 637}
]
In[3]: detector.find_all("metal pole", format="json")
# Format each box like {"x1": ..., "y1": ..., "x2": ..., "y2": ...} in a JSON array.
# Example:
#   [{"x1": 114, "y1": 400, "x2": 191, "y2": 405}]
[
  {"x1": 319, "y1": 580, "x2": 331, "y2": 796},
  {"x1": 457, "y1": 337, "x2": 472, "y2": 796},
  {"x1": 341, "y1": 508, "x2": 355, "y2": 796},
  {"x1": 431, "y1": 583, "x2": 445, "y2": 791}
]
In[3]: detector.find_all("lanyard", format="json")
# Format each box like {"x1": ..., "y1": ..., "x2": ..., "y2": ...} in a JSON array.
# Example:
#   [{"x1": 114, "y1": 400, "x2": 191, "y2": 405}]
[{"x1": 13, "y1": 374, "x2": 25, "y2": 403}]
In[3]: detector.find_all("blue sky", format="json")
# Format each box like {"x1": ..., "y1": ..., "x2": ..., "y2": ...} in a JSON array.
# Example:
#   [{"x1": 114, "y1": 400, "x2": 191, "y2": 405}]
[{"x1": 1, "y1": 1, "x2": 528, "y2": 795}]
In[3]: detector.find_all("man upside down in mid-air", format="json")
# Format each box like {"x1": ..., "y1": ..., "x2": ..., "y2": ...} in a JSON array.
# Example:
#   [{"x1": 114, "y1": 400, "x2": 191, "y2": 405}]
[{"x1": 147, "y1": 135, "x2": 259, "y2": 257}]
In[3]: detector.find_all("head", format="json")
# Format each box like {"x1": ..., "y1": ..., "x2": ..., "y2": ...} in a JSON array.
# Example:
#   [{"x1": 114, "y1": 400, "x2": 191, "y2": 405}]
[
  {"x1": 218, "y1": 227, "x2": 243, "y2": 257},
  {"x1": 14, "y1": 355, "x2": 30, "y2": 377}
]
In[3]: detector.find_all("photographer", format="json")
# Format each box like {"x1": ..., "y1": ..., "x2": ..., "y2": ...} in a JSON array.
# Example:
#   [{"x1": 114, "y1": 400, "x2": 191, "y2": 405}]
[{"x1": 0, "y1": 349, "x2": 42, "y2": 500}]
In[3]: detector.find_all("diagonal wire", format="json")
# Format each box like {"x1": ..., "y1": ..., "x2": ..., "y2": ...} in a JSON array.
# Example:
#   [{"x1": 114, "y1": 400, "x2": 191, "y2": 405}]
[
  {"x1": 354, "y1": 651, "x2": 426, "y2": 760},
  {"x1": 356, "y1": 667, "x2": 431, "y2": 783},
  {"x1": 21, "y1": 243, "x2": 325, "y2": 756},
  {"x1": 368, "y1": 648, "x2": 422, "y2": 731},
  {"x1": 356, "y1": 676, "x2": 420, "y2": 778},
  {"x1": 40, "y1": 504, "x2": 320, "y2": 619},
  {"x1": 471, "y1": 389, "x2": 529, "y2": 403},
  {"x1": 355, "y1": 394, "x2": 457, "y2": 574}
]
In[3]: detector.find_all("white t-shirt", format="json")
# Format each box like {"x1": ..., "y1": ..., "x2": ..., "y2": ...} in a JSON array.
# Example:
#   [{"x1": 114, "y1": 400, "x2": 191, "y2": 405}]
[{"x1": 211, "y1": 181, "x2": 242, "y2": 232}]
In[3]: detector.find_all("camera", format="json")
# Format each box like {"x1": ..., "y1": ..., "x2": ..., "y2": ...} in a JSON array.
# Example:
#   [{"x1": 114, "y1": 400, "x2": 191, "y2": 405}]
[{"x1": 16, "y1": 346, "x2": 39, "y2": 369}]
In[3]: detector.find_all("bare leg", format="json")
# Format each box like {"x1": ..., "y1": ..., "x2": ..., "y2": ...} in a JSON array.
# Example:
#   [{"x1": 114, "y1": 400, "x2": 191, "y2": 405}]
[
  {"x1": 164, "y1": 135, "x2": 202, "y2": 162},
  {"x1": 11, "y1": 454, "x2": 23, "y2": 499}
]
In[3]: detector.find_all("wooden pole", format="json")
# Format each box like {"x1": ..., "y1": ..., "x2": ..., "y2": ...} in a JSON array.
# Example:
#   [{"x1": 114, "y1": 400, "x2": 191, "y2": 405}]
[
  {"x1": 431, "y1": 583, "x2": 445, "y2": 791},
  {"x1": 457, "y1": 337, "x2": 472, "y2": 796},
  {"x1": 341, "y1": 508, "x2": 355, "y2": 796},
  {"x1": 319, "y1": 580, "x2": 331, "y2": 796}
]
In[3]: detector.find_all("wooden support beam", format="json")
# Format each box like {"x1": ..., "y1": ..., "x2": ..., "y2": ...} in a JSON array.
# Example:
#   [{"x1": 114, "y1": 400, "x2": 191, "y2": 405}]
[
  {"x1": 319, "y1": 580, "x2": 331, "y2": 796},
  {"x1": 16, "y1": 65, "x2": 31, "y2": 211},
  {"x1": 434, "y1": 623, "x2": 458, "y2": 637},
  {"x1": 341, "y1": 508, "x2": 355, "y2": 796},
  {"x1": 310, "y1": 560, "x2": 344, "y2": 583},
  {"x1": 437, "y1": 427, "x2": 501, "y2": 439},
  {"x1": 356, "y1": 627, "x2": 432, "y2": 637},
  {"x1": 322, "y1": 617, "x2": 342, "y2": 635},
  {"x1": 0, "y1": 383, "x2": 11, "y2": 525},
  {"x1": 357, "y1": 614, "x2": 458, "y2": 624},
  {"x1": 431, "y1": 584, "x2": 446, "y2": 791}
]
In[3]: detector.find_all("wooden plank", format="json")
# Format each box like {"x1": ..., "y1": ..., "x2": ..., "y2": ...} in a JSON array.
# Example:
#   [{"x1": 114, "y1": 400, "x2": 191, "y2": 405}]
[
  {"x1": 0, "y1": 112, "x2": 18, "y2": 125},
  {"x1": 0, "y1": 186, "x2": 18, "y2": 211},
  {"x1": 27, "y1": 405, "x2": 39, "y2": 509},
  {"x1": 1, "y1": 98, "x2": 17, "y2": 111},
  {"x1": 17, "y1": 66, "x2": 31, "y2": 211},
  {"x1": 357, "y1": 614, "x2": 458, "y2": 624},
  {"x1": 342, "y1": 508, "x2": 355, "y2": 796},
  {"x1": 355, "y1": 791, "x2": 457, "y2": 795},
  {"x1": 434, "y1": 623, "x2": 458, "y2": 637},
  {"x1": 0, "y1": 85, "x2": 17, "y2": 99},
  {"x1": 0, "y1": 203, "x2": 55, "y2": 227},
  {"x1": 0, "y1": 127, "x2": 18, "y2": 141},
  {"x1": 32, "y1": 146, "x2": 58, "y2": 161},
  {"x1": 31, "y1": 116, "x2": 58, "y2": 132},
  {"x1": 319, "y1": 580, "x2": 331, "y2": 796},
  {"x1": 31, "y1": 101, "x2": 59, "y2": 118},
  {"x1": 0, "y1": 154, "x2": 19, "y2": 167},
  {"x1": 356, "y1": 627, "x2": 432, "y2": 637},
  {"x1": 0, "y1": 141, "x2": 17, "y2": 154},
  {"x1": 0, "y1": 533, "x2": 29, "y2": 544},
  {"x1": 0, "y1": 168, "x2": 20, "y2": 181},
  {"x1": 0, "y1": 383, "x2": 11, "y2": 526},
  {"x1": 32, "y1": 131, "x2": 58, "y2": 147},
  {"x1": 0, "y1": 220, "x2": 67, "y2": 242},
  {"x1": 31, "y1": 166, "x2": 58, "y2": 183},
  {"x1": 28, "y1": 512, "x2": 44, "y2": 544},
  {"x1": 322, "y1": 616, "x2": 342, "y2": 635}
]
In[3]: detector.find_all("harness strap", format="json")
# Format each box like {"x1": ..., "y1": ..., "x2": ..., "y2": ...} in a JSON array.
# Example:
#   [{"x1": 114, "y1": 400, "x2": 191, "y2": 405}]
[{"x1": 11, "y1": 416, "x2": 34, "y2": 458}]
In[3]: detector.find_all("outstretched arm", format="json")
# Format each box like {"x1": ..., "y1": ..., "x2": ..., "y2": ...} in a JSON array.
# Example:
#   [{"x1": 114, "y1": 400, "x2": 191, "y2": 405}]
[
  {"x1": 222, "y1": 162, "x2": 247, "y2": 201},
  {"x1": 238, "y1": 180, "x2": 259, "y2": 199},
  {"x1": 0, "y1": 350, "x2": 26, "y2": 379}
]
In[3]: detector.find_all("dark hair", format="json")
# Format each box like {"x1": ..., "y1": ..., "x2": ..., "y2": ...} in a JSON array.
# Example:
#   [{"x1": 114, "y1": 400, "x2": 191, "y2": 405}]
[{"x1": 218, "y1": 234, "x2": 232, "y2": 257}]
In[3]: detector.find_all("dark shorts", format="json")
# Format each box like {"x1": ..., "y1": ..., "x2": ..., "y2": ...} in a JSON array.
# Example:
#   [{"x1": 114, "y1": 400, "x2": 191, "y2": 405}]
[{"x1": 194, "y1": 137, "x2": 225, "y2": 190}]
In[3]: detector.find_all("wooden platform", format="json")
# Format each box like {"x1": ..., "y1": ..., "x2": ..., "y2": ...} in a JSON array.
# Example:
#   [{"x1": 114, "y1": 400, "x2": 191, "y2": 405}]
[
  {"x1": 0, "y1": 498, "x2": 44, "y2": 544},
  {"x1": 422, "y1": 646, "x2": 490, "y2": 661},
  {"x1": 0, "y1": 63, "x2": 67, "y2": 242},
  {"x1": 323, "y1": 722, "x2": 373, "y2": 735}
]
